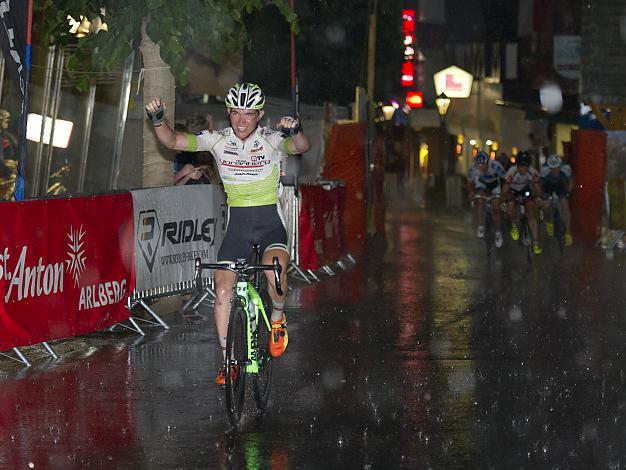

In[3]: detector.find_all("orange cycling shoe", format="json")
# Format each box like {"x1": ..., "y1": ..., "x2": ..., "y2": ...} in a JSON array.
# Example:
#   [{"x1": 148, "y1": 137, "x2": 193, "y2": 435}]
[
  {"x1": 215, "y1": 364, "x2": 239, "y2": 386},
  {"x1": 269, "y1": 314, "x2": 288, "y2": 357}
]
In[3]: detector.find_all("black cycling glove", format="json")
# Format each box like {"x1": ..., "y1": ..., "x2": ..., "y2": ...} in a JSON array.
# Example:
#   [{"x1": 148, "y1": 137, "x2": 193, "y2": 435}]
[
  {"x1": 279, "y1": 117, "x2": 302, "y2": 137},
  {"x1": 146, "y1": 103, "x2": 166, "y2": 126}
]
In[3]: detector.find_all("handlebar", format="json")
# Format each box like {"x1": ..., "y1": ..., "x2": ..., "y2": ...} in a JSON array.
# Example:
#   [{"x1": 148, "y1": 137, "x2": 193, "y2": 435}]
[
  {"x1": 194, "y1": 257, "x2": 284, "y2": 296},
  {"x1": 473, "y1": 194, "x2": 496, "y2": 200},
  {"x1": 514, "y1": 190, "x2": 533, "y2": 202}
]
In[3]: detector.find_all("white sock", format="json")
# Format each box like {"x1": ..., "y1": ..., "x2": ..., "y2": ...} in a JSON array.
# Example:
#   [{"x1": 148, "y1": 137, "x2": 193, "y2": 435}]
[
  {"x1": 219, "y1": 336, "x2": 227, "y2": 361},
  {"x1": 271, "y1": 300, "x2": 285, "y2": 322}
]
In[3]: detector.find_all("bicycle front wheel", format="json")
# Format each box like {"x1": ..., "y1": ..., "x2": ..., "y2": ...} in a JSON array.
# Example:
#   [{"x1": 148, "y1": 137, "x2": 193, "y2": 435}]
[
  {"x1": 253, "y1": 289, "x2": 273, "y2": 411},
  {"x1": 225, "y1": 299, "x2": 248, "y2": 428},
  {"x1": 520, "y1": 217, "x2": 532, "y2": 264}
]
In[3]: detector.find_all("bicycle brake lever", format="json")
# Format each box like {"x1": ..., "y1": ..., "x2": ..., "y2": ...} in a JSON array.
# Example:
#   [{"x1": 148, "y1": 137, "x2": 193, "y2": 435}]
[{"x1": 272, "y1": 257, "x2": 284, "y2": 296}]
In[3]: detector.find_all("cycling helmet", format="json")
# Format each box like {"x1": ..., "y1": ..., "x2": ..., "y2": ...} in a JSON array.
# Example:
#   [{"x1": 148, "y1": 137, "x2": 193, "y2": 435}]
[
  {"x1": 475, "y1": 151, "x2": 489, "y2": 164},
  {"x1": 516, "y1": 151, "x2": 531, "y2": 167},
  {"x1": 476, "y1": 151, "x2": 489, "y2": 165},
  {"x1": 547, "y1": 154, "x2": 561, "y2": 169},
  {"x1": 224, "y1": 83, "x2": 265, "y2": 110}
]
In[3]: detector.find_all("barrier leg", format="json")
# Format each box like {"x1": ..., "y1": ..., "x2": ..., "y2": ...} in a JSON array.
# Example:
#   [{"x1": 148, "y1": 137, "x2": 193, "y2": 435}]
[
  {"x1": 289, "y1": 262, "x2": 312, "y2": 283},
  {"x1": 182, "y1": 288, "x2": 214, "y2": 313},
  {"x1": 41, "y1": 342, "x2": 59, "y2": 359},
  {"x1": 182, "y1": 292, "x2": 203, "y2": 312},
  {"x1": 192, "y1": 288, "x2": 215, "y2": 310},
  {"x1": 1, "y1": 347, "x2": 32, "y2": 367},
  {"x1": 307, "y1": 269, "x2": 320, "y2": 282},
  {"x1": 137, "y1": 300, "x2": 170, "y2": 329},
  {"x1": 111, "y1": 315, "x2": 145, "y2": 335}
]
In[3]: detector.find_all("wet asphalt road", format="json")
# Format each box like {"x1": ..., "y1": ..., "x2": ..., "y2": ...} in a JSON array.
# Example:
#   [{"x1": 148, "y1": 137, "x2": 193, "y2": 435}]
[{"x1": 2, "y1": 200, "x2": 626, "y2": 469}]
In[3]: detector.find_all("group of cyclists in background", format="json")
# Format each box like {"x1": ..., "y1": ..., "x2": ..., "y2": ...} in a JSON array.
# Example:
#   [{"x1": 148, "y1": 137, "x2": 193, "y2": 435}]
[{"x1": 467, "y1": 149, "x2": 574, "y2": 256}]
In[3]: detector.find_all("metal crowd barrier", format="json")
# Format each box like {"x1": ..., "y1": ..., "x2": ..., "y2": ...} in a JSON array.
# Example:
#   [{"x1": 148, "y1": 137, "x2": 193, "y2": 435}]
[
  {"x1": 283, "y1": 180, "x2": 356, "y2": 283},
  {"x1": 1, "y1": 182, "x2": 358, "y2": 367}
]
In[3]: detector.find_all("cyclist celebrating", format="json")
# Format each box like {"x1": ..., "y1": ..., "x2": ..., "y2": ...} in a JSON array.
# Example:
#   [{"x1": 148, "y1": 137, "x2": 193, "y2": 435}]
[
  {"x1": 503, "y1": 151, "x2": 543, "y2": 255},
  {"x1": 145, "y1": 83, "x2": 311, "y2": 385},
  {"x1": 541, "y1": 154, "x2": 574, "y2": 246},
  {"x1": 467, "y1": 151, "x2": 506, "y2": 248}
]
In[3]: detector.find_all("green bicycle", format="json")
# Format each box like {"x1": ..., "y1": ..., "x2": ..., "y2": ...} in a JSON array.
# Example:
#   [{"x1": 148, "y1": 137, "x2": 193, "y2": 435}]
[{"x1": 194, "y1": 247, "x2": 282, "y2": 428}]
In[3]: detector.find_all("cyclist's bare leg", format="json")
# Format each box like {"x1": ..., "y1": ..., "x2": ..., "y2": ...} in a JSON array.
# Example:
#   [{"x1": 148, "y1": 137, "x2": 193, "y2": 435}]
[
  {"x1": 263, "y1": 248, "x2": 289, "y2": 321},
  {"x1": 525, "y1": 199, "x2": 540, "y2": 241},
  {"x1": 506, "y1": 200, "x2": 518, "y2": 225},
  {"x1": 214, "y1": 269, "x2": 236, "y2": 360}
]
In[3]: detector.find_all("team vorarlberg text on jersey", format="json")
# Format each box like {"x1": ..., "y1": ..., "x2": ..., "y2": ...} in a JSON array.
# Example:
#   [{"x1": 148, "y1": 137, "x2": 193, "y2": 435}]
[{"x1": 187, "y1": 126, "x2": 290, "y2": 207}]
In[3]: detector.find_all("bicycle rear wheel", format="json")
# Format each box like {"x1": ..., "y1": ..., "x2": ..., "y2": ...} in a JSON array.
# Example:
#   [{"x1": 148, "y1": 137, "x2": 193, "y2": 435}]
[
  {"x1": 225, "y1": 299, "x2": 248, "y2": 428},
  {"x1": 484, "y1": 209, "x2": 494, "y2": 256},
  {"x1": 253, "y1": 288, "x2": 273, "y2": 411},
  {"x1": 553, "y1": 206, "x2": 565, "y2": 254},
  {"x1": 520, "y1": 216, "x2": 532, "y2": 264}
]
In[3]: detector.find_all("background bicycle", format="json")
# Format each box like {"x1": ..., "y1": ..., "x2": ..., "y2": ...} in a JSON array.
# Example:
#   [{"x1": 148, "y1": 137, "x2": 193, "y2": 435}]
[{"x1": 515, "y1": 191, "x2": 533, "y2": 264}]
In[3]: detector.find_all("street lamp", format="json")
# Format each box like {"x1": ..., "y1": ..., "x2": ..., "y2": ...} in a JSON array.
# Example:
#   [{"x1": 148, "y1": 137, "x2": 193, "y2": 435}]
[
  {"x1": 434, "y1": 92, "x2": 454, "y2": 179},
  {"x1": 435, "y1": 92, "x2": 451, "y2": 126}
]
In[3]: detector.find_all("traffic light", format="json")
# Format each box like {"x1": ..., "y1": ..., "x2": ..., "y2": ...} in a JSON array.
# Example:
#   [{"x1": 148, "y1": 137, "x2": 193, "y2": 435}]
[{"x1": 406, "y1": 91, "x2": 424, "y2": 108}]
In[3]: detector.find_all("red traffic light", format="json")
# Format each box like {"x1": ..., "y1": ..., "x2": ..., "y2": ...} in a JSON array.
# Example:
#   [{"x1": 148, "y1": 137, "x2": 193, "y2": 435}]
[{"x1": 406, "y1": 91, "x2": 424, "y2": 108}]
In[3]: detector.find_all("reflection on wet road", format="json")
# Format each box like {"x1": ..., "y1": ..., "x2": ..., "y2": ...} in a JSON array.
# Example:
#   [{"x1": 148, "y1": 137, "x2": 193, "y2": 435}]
[{"x1": 2, "y1": 203, "x2": 626, "y2": 469}]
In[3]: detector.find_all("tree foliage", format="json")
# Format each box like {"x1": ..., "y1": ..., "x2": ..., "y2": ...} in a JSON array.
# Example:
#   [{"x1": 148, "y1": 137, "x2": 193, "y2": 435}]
[{"x1": 34, "y1": 0, "x2": 298, "y2": 90}]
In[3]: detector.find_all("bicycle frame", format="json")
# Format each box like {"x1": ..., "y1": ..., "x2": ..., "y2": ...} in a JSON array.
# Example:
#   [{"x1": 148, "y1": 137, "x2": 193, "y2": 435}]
[
  {"x1": 235, "y1": 279, "x2": 271, "y2": 374},
  {"x1": 194, "y1": 255, "x2": 282, "y2": 376}
]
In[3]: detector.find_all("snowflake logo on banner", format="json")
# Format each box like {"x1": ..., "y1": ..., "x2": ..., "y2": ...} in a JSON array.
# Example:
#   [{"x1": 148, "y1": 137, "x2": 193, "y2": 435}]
[{"x1": 66, "y1": 226, "x2": 87, "y2": 287}]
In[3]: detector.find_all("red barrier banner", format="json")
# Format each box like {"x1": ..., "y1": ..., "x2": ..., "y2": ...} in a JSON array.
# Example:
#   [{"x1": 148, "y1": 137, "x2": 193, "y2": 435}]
[
  {"x1": 322, "y1": 123, "x2": 367, "y2": 256},
  {"x1": 299, "y1": 185, "x2": 346, "y2": 270},
  {"x1": 0, "y1": 194, "x2": 135, "y2": 350},
  {"x1": 571, "y1": 129, "x2": 605, "y2": 245}
]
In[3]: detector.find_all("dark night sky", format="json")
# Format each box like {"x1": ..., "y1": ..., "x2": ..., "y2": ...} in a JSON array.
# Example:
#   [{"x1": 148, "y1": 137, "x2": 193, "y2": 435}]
[
  {"x1": 446, "y1": 0, "x2": 519, "y2": 43},
  {"x1": 243, "y1": 0, "x2": 519, "y2": 106},
  {"x1": 243, "y1": 0, "x2": 403, "y2": 106}
]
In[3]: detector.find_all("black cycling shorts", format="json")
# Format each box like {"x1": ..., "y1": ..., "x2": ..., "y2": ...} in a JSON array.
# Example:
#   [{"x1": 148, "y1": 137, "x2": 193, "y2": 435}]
[
  {"x1": 217, "y1": 204, "x2": 288, "y2": 263},
  {"x1": 511, "y1": 186, "x2": 532, "y2": 198},
  {"x1": 542, "y1": 177, "x2": 569, "y2": 198}
]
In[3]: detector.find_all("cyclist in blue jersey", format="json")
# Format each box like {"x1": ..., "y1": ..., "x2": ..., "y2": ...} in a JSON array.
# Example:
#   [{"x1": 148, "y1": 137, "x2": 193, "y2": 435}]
[
  {"x1": 467, "y1": 151, "x2": 506, "y2": 248},
  {"x1": 146, "y1": 83, "x2": 311, "y2": 385},
  {"x1": 540, "y1": 154, "x2": 574, "y2": 246}
]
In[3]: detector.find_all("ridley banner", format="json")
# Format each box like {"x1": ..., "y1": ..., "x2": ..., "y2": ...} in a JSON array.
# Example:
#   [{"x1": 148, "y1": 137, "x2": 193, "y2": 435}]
[
  {"x1": 131, "y1": 185, "x2": 226, "y2": 293},
  {"x1": 0, "y1": 194, "x2": 135, "y2": 351}
]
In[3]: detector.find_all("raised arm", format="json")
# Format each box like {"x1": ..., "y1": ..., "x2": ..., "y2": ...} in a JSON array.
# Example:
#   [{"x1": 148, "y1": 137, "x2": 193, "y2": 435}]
[
  {"x1": 145, "y1": 98, "x2": 191, "y2": 151},
  {"x1": 279, "y1": 116, "x2": 311, "y2": 154}
]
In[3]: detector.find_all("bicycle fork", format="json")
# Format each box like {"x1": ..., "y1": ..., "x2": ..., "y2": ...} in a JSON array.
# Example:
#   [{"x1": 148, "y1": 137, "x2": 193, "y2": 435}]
[{"x1": 238, "y1": 282, "x2": 271, "y2": 374}]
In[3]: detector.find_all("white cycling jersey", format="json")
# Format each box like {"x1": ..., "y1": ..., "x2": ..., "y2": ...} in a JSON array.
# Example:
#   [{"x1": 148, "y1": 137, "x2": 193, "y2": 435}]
[
  {"x1": 187, "y1": 126, "x2": 293, "y2": 207},
  {"x1": 468, "y1": 160, "x2": 505, "y2": 186},
  {"x1": 505, "y1": 165, "x2": 540, "y2": 192}
]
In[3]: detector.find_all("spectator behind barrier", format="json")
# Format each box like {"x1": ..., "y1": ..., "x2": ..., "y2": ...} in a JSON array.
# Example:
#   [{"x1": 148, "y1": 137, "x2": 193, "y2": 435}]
[{"x1": 173, "y1": 113, "x2": 220, "y2": 186}]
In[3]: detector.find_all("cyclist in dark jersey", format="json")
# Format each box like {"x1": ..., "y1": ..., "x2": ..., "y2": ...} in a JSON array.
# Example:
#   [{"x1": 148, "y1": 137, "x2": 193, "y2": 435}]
[
  {"x1": 146, "y1": 83, "x2": 311, "y2": 385},
  {"x1": 540, "y1": 154, "x2": 574, "y2": 246}
]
